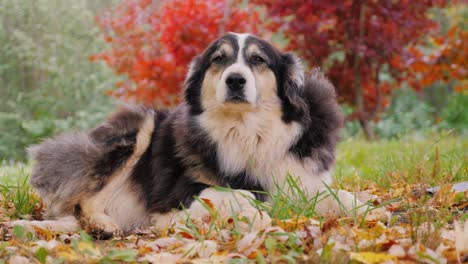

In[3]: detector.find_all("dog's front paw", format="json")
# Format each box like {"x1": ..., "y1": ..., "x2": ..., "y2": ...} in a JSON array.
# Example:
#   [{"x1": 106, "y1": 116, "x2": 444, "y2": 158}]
[
  {"x1": 80, "y1": 214, "x2": 122, "y2": 240},
  {"x1": 150, "y1": 189, "x2": 271, "y2": 232},
  {"x1": 315, "y1": 189, "x2": 390, "y2": 220},
  {"x1": 217, "y1": 190, "x2": 271, "y2": 232}
]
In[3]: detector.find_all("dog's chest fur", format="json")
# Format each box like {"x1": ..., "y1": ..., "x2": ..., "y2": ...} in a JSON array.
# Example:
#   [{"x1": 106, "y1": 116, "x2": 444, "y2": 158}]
[{"x1": 198, "y1": 104, "x2": 330, "y2": 194}]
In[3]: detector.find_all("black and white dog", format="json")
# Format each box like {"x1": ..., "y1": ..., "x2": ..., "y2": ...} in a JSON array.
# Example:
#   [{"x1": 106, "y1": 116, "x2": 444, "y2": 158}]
[{"x1": 11, "y1": 33, "x2": 377, "y2": 238}]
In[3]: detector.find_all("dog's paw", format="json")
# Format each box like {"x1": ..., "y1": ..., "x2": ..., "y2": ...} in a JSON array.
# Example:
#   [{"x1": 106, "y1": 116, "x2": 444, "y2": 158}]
[
  {"x1": 150, "y1": 189, "x2": 271, "y2": 232},
  {"x1": 80, "y1": 214, "x2": 122, "y2": 240},
  {"x1": 236, "y1": 206, "x2": 271, "y2": 232},
  {"x1": 218, "y1": 190, "x2": 271, "y2": 231},
  {"x1": 315, "y1": 189, "x2": 391, "y2": 220}
]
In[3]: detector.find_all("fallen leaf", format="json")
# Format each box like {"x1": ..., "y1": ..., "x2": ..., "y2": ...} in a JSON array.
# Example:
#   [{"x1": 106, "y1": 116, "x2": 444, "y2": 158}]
[
  {"x1": 183, "y1": 240, "x2": 217, "y2": 258},
  {"x1": 33, "y1": 226, "x2": 53, "y2": 241},
  {"x1": 139, "y1": 252, "x2": 181, "y2": 263},
  {"x1": 201, "y1": 198, "x2": 215, "y2": 210},
  {"x1": 75, "y1": 241, "x2": 101, "y2": 257},
  {"x1": 388, "y1": 244, "x2": 406, "y2": 258},
  {"x1": 349, "y1": 252, "x2": 396, "y2": 264},
  {"x1": 55, "y1": 245, "x2": 79, "y2": 262},
  {"x1": 9, "y1": 255, "x2": 30, "y2": 264}
]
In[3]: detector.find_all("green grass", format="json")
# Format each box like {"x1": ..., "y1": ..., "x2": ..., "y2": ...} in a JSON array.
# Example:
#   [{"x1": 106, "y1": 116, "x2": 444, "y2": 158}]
[
  {"x1": 0, "y1": 134, "x2": 466, "y2": 263},
  {"x1": 335, "y1": 132, "x2": 467, "y2": 189},
  {"x1": 0, "y1": 162, "x2": 39, "y2": 219}
]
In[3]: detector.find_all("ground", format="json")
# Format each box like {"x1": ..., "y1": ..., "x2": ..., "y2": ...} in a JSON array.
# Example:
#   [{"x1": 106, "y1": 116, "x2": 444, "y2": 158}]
[{"x1": 0, "y1": 133, "x2": 467, "y2": 263}]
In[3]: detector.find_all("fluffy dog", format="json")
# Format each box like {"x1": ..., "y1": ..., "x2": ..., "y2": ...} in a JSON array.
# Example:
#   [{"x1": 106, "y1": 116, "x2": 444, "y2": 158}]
[{"x1": 10, "y1": 33, "x2": 376, "y2": 238}]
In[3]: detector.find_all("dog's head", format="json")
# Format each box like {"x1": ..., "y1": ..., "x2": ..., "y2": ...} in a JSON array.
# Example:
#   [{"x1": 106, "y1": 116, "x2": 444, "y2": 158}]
[{"x1": 185, "y1": 33, "x2": 307, "y2": 122}]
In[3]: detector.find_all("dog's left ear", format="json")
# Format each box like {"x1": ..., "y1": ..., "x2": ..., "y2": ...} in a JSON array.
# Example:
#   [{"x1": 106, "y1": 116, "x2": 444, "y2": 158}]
[
  {"x1": 184, "y1": 55, "x2": 204, "y2": 115},
  {"x1": 280, "y1": 53, "x2": 308, "y2": 123}
]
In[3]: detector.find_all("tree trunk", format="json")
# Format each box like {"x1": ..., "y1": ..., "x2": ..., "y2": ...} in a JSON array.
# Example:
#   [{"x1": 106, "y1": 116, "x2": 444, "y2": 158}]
[{"x1": 352, "y1": 0, "x2": 373, "y2": 140}]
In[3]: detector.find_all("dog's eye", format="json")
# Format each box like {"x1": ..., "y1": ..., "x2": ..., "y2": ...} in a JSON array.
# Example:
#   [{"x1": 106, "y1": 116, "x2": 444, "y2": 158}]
[
  {"x1": 212, "y1": 55, "x2": 227, "y2": 64},
  {"x1": 251, "y1": 55, "x2": 265, "y2": 65}
]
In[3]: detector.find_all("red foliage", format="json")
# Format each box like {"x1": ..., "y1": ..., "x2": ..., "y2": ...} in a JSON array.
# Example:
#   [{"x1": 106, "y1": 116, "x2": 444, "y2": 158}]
[
  {"x1": 253, "y1": 0, "x2": 447, "y2": 123},
  {"x1": 94, "y1": 0, "x2": 261, "y2": 106},
  {"x1": 404, "y1": 25, "x2": 467, "y2": 92}
]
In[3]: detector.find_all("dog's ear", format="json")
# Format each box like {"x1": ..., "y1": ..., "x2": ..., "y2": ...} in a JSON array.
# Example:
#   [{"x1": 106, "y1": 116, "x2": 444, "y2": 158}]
[
  {"x1": 184, "y1": 55, "x2": 204, "y2": 115},
  {"x1": 280, "y1": 52, "x2": 308, "y2": 122}
]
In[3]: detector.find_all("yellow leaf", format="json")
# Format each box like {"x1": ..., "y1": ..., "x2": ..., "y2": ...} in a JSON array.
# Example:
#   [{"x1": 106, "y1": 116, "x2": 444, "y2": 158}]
[
  {"x1": 56, "y1": 245, "x2": 79, "y2": 261},
  {"x1": 275, "y1": 216, "x2": 309, "y2": 232},
  {"x1": 77, "y1": 241, "x2": 101, "y2": 257},
  {"x1": 33, "y1": 226, "x2": 54, "y2": 241},
  {"x1": 350, "y1": 252, "x2": 397, "y2": 264}
]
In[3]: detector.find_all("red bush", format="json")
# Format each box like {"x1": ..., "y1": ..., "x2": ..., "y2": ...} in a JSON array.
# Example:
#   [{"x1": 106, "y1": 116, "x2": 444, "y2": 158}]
[{"x1": 94, "y1": 0, "x2": 262, "y2": 106}]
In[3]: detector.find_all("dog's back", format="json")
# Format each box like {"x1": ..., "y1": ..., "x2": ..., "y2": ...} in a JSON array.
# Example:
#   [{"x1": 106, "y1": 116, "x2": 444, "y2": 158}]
[{"x1": 28, "y1": 105, "x2": 154, "y2": 219}]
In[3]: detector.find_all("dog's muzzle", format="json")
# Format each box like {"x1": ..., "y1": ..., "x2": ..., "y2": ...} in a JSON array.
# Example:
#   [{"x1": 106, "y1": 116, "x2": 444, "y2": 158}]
[{"x1": 225, "y1": 73, "x2": 247, "y2": 103}]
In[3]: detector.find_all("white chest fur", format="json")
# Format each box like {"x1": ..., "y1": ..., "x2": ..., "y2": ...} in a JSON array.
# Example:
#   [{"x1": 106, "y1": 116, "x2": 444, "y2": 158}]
[{"x1": 198, "y1": 106, "x2": 332, "y2": 196}]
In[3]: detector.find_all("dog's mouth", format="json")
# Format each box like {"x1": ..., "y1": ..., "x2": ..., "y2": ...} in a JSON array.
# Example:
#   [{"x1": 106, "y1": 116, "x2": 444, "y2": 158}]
[
  {"x1": 226, "y1": 95, "x2": 248, "y2": 103},
  {"x1": 225, "y1": 91, "x2": 248, "y2": 103}
]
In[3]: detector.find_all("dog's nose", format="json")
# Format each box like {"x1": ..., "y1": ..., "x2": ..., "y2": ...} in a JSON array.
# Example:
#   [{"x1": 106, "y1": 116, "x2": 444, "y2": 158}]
[{"x1": 226, "y1": 73, "x2": 246, "y2": 91}]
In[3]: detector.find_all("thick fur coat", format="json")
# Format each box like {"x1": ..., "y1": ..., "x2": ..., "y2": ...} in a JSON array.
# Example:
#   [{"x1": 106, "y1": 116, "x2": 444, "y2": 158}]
[{"x1": 12, "y1": 33, "x2": 377, "y2": 238}]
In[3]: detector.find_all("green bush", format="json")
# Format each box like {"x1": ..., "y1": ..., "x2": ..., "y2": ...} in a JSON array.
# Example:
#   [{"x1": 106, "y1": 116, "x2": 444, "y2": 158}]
[
  {"x1": 440, "y1": 92, "x2": 468, "y2": 134},
  {"x1": 342, "y1": 86, "x2": 466, "y2": 140},
  {"x1": 0, "y1": 0, "x2": 118, "y2": 161},
  {"x1": 374, "y1": 87, "x2": 436, "y2": 139}
]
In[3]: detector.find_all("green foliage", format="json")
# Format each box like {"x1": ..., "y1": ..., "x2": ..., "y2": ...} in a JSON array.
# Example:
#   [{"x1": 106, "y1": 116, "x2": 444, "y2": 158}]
[
  {"x1": 440, "y1": 92, "x2": 468, "y2": 133},
  {"x1": 375, "y1": 87, "x2": 436, "y2": 139},
  {"x1": 0, "y1": 113, "x2": 54, "y2": 160},
  {"x1": 342, "y1": 86, "x2": 467, "y2": 140},
  {"x1": 0, "y1": 0, "x2": 118, "y2": 161}
]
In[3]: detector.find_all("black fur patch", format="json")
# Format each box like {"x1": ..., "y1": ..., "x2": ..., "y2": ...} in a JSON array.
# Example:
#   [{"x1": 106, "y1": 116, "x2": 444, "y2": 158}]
[
  {"x1": 93, "y1": 144, "x2": 134, "y2": 177},
  {"x1": 289, "y1": 70, "x2": 343, "y2": 171},
  {"x1": 131, "y1": 110, "x2": 212, "y2": 213}
]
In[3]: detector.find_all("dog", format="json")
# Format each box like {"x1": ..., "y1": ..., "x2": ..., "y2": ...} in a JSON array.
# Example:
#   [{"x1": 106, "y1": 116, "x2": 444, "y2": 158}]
[{"x1": 8, "y1": 33, "x2": 379, "y2": 239}]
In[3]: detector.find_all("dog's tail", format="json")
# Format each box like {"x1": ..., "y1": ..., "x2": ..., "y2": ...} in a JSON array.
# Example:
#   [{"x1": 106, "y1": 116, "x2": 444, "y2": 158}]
[{"x1": 28, "y1": 105, "x2": 155, "y2": 218}]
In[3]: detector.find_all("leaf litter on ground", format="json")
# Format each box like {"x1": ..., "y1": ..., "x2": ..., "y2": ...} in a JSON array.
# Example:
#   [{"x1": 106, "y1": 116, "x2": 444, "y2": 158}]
[{"x1": 0, "y1": 179, "x2": 466, "y2": 263}]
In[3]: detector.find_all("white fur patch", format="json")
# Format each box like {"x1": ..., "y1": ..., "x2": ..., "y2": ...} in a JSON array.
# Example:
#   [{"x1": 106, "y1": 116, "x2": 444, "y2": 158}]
[
  {"x1": 83, "y1": 112, "x2": 155, "y2": 232},
  {"x1": 151, "y1": 188, "x2": 271, "y2": 232},
  {"x1": 198, "y1": 98, "x2": 333, "y2": 199}
]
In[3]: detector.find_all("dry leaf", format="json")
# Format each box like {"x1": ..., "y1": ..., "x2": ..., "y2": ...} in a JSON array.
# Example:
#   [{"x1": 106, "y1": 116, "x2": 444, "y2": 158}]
[
  {"x1": 56, "y1": 245, "x2": 79, "y2": 261},
  {"x1": 8, "y1": 255, "x2": 30, "y2": 264},
  {"x1": 350, "y1": 252, "x2": 397, "y2": 264},
  {"x1": 139, "y1": 252, "x2": 181, "y2": 263},
  {"x1": 182, "y1": 240, "x2": 217, "y2": 258},
  {"x1": 388, "y1": 244, "x2": 406, "y2": 258},
  {"x1": 201, "y1": 198, "x2": 215, "y2": 210},
  {"x1": 33, "y1": 226, "x2": 54, "y2": 241}
]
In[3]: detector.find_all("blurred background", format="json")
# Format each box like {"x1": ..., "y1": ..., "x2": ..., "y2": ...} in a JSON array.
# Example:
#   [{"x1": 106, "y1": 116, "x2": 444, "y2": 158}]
[{"x1": 0, "y1": 0, "x2": 466, "y2": 162}]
